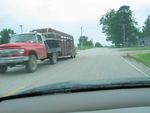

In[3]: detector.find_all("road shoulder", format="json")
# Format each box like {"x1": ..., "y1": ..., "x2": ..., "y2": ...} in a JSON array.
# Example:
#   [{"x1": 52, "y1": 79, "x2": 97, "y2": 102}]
[{"x1": 118, "y1": 48, "x2": 150, "y2": 77}]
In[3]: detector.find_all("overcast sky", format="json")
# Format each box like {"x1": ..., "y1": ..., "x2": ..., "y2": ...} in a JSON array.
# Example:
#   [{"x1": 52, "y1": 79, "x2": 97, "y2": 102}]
[{"x1": 0, "y1": 0, "x2": 150, "y2": 45}]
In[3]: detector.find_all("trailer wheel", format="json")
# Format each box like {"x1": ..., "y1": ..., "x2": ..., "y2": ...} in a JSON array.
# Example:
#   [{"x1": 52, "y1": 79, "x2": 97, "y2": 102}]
[
  {"x1": 50, "y1": 53, "x2": 57, "y2": 64},
  {"x1": 0, "y1": 65, "x2": 8, "y2": 73},
  {"x1": 26, "y1": 54, "x2": 37, "y2": 72}
]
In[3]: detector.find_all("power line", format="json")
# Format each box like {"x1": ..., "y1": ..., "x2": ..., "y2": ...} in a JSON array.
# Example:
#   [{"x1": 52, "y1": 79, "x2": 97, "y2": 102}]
[{"x1": 81, "y1": 26, "x2": 83, "y2": 48}]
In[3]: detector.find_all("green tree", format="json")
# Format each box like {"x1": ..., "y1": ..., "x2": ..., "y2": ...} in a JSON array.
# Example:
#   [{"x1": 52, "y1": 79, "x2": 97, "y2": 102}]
[
  {"x1": 95, "y1": 42, "x2": 102, "y2": 47},
  {"x1": 78, "y1": 36, "x2": 94, "y2": 48},
  {"x1": 0, "y1": 36, "x2": 2, "y2": 44},
  {"x1": 100, "y1": 5, "x2": 138, "y2": 47},
  {"x1": 78, "y1": 36, "x2": 88, "y2": 47},
  {"x1": 116, "y1": 5, "x2": 139, "y2": 47},
  {"x1": 0, "y1": 29, "x2": 15, "y2": 44},
  {"x1": 142, "y1": 15, "x2": 150, "y2": 37},
  {"x1": 87, "y1": 40, "x2": 94, "y2": 47},
  {"x1": 100, "y1": 9, "x2": 117, "y2": 44}
]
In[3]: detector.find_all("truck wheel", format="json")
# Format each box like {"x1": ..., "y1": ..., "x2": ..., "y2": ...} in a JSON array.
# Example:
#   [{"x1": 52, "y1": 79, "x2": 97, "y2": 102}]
[
  {"x1": 26, "y1": 54, "x2": 37, "y2": 72},
  {"x1": 73, "y1": 54, "x2": 76, "y2": 58},
  {"x1": 71, "y1": 52, "x2": 76, "y2": 58},
  {"x1": 0, "y1": 65, "x2": 8, "y2": 73},
  {"x1": 50, "y1": 53, "x2": 57, "y2": 64}
]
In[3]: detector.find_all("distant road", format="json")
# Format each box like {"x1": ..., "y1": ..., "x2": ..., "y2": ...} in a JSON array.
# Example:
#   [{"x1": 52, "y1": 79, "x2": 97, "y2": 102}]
[{"x1": 0, "y1": 48, "x2": 149, "y2": 96}]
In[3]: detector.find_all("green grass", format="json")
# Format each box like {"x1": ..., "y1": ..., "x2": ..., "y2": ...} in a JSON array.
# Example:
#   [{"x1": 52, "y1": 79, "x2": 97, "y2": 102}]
[
  {"x1": 124, "y1": 47, "x2": 150, "y2": 51},
  {"x1": 128, "y1": 53, "x2": 150, "y2": 67}
]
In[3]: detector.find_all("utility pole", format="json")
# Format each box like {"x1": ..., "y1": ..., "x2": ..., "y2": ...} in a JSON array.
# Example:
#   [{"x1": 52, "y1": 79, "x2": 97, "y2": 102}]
[
  {"x1": 122, "y1": 24, "x2": 126, "y2": 47},
  {"x1": 81, "y1": 26, "x2": 83, "y2": 36},
  {"x1": 81, "y1": 26, "x2": 83, "y2": 48},
  {"x1": 19, "y1": 25, "x2": 23, "y2": 33}
]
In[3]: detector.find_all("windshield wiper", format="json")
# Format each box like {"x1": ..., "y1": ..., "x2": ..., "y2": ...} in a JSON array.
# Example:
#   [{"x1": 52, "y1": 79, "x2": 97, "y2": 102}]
[{"x1": 0, "y1": 78, "x2": 150, "y2": 102}]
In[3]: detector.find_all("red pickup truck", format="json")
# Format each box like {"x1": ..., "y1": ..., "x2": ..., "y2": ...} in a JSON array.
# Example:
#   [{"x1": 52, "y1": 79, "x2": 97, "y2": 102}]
[{"x1": 0, "y1": 28, "x2": 76, "y2": 73}]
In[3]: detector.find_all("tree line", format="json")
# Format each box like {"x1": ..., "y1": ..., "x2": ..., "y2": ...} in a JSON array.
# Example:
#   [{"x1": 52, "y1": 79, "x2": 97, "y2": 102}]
[
  {"x1": 0, "y1": 29, "x2": 15, "y2": 44},
  {"x1": 100, "y1": 5, "x2": 150, "y2": 47}
]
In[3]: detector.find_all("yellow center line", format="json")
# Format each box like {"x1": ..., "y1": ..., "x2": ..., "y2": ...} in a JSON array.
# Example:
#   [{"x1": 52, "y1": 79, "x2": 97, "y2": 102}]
[{"x1": 3, "y1": 86, "x2": 26, "y2": 97}]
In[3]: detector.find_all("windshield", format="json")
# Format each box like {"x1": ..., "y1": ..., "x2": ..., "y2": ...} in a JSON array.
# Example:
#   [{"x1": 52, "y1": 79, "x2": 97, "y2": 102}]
[
  {"x1": 10, "y1": 34, "x2": 37, "y2": 43},
  {"x1": 0, "y1": 0, "x2": 150, "y2": 99}
]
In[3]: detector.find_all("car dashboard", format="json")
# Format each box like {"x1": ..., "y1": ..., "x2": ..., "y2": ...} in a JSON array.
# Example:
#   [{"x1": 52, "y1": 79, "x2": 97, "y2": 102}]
[{"x1": 0, "y1": 87, "x2": 150, "y2": 113}]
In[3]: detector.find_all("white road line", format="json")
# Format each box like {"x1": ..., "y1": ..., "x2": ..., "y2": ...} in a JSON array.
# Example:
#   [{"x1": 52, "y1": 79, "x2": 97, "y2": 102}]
[{"x1": 120, "y1": 56, "x2": 149, "y2": 78}]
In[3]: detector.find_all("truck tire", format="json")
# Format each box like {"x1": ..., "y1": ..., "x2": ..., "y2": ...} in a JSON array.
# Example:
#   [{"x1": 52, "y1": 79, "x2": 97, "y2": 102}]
[
  {"x1": 71, "y1": 52, "x2": 76, "y2": 58},
  {"x1": 50, "y1": 53, "x2": 57, "y2": 64},
  {"x1": 26, "y1": 54, "x2": 37, "y2": 72},
  {"x1": 0, "y1": 65, "x2": 8, "y2": 73}
]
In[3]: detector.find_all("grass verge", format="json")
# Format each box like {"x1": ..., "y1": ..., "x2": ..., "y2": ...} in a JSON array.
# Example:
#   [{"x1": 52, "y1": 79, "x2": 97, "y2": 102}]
[
  {"x1": 128, "y1": 52, "x2": 150, "y2": 67},
  {"x1": 124, "y1": 47, "x2": 150, "y2": 51}
]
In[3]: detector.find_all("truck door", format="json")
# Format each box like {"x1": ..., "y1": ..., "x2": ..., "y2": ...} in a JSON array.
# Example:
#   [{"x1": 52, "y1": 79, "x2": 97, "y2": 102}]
[{"x1": 36, "y1": 35, "x2": 47, "y2": 59}]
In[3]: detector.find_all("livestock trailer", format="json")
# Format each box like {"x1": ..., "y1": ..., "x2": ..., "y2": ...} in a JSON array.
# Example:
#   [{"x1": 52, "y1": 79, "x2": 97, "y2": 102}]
[{"x1": 32, "y1": 28, "x2": 76, "y2": 58}]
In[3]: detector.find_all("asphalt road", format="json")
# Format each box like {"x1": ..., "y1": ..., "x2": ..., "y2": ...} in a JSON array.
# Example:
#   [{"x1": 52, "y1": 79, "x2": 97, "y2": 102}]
[{"x1": 0, "y1": 48, "x2": 150, "y2": 97}]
